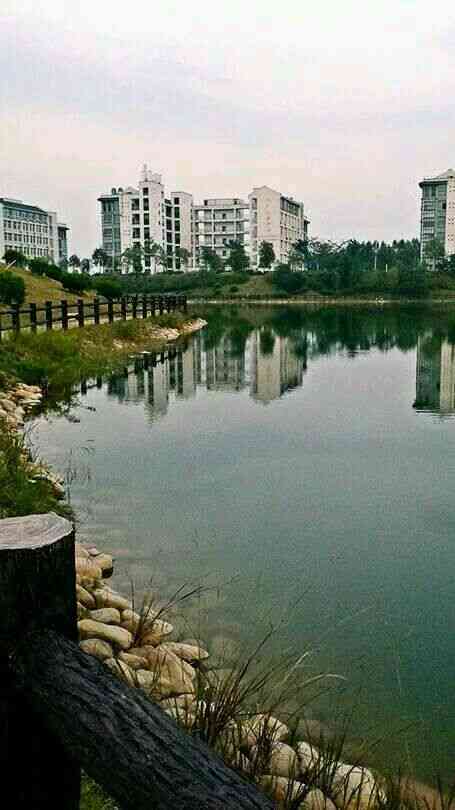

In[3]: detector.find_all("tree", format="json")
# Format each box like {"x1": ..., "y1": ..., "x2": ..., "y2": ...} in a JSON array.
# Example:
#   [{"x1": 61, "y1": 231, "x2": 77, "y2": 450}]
[
  {"x1": 92, "y1": 248, "x2": 109, "y2": 271},
  {"x1": 122, "y1": 245, "x2": 144, "y2": 274},
  {"x1": 3, "y1": 249, "x2": 27, "y2": 267},
  {"x1": 200, "y1": 247, "x2": 224, "y2": 274},
  {"x1": 424, "y1": 238, "x2": 445, "y2": 269},
  {"x1": 92, "y1": 277, "x2": 122, "y2": 300},
  {"x1": 259, "y1": 241, "x2": 275, "y2": 270},
  {"x1": 174, "y1": 247, "x2": 191, "y2": 271},
  {"x1": 61, "y1": 272, "x2": 91, "y2": 293},
  {"x1": 0, "y1": 271, "x2": 26, "y2": 306},
  {"x1": 80, "y1": 258, "x2": 90, "y2": 274},
  {"x1": 227, "y1": 241, "x2": 249, "y2": 273},
  {"x1": 68, "y1": 255, "x2": 81, "y2": 272},
  {"x1": 29, "y1": 258, "x2": 51, "y2": 276}
]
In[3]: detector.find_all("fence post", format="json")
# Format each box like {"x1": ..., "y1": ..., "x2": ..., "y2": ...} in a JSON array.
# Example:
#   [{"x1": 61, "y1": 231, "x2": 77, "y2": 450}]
[
  {"x1": 45, "y1": 300, "x2": 53, "y2": 331},
  {"x1": 30, "y1": 302, "x2": 37, "y2": 332},
  {"x1": 77, "y1": 299, "x2": 84, "y2": 328},
  {"x1": 61, "y1": 300, "x2": 69, "y2": 330},
  {"x1": 108, "y1": 300, "x2": 114, "y2": 324},
  {"x1": 159, "y1": 296, "x2": 164, "y2": 315},
  {"x1": 142, "y1": 295, "x2": 147, "y2": 320},
  {"x1": 132, "y1": 295, "x2": 138, "y2": 320},
  {"x1": 11, "y1": 303, "x2": 20, "y2": 333},
  {"x1": 121, "y1": 297, "x2": 127, "y2": 320},
  {"x1": 93, "y1": 297, "x2": 100, "y2": 325},
  {"x1": 0, "y1": 513, "x2": 80, "y2": 808}
]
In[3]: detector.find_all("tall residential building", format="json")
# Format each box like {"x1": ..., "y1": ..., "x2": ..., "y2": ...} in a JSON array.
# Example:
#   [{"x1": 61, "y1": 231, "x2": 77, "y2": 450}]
[
  {"x1": 193, "y1": 198, "x2": 250, "y2": 265},
  {"x1": 414, "y1": 335, "x2": 455, "y2": 415},
  {"x1": 419, "y1": 169, "x2": 455, "y2": 266},
  {"x1": 0, "y1": 197, "x2": 69, "y2": 265},
  {"x1": 98, "y1": 166, "x2": 193, "y2": 273},
  {"x1": 249, "y1": 186, "x2": 310, "y2": 269}
]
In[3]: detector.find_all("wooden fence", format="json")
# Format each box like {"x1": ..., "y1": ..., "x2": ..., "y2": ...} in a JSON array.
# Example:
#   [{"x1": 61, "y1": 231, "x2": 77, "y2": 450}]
[
  {"x1": 0, "y1": 294, "x2": 187, "y2": 339},
  {"x1": 0, "y1": 513, "x2": 273, "y2": 809}
]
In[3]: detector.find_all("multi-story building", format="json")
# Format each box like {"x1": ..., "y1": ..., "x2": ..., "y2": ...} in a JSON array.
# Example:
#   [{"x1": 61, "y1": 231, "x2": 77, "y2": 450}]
[
  {"x1": 193, "y1": 198, "x2": 250, "y2": 266},
  {"x1": 98, "y1": 166, "x2": 193, "y2": 273},
  {"x1": 419, "y1": 169, "x2": 455, "y2": 267},
  {"x1": 0, "y1": 197, "x2": 69, "y2": 265},
  {"x1": 249, "y1": 186, "x2": 310, "y2": 269},
  {"x1": 99, "y1": 168, "x2": 310, "y2": 273},
  {"x1": 414, "y1": 335, "x2": 455, "y2": 415}
]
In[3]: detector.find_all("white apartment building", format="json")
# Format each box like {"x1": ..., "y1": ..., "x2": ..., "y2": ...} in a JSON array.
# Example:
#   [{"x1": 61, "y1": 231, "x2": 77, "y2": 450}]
[
  {"x1": 0, "y1": 197, "x2": 69, "y2": 265},
  {"x1": 419, "y1": 169, "x2": 455, "y2": 266},
  {"x1": 249, "y1": 186, "x2": 309, "y2": 269},
  {"x1": 193, "y1": 198, "x2": 250, "y2": 265},
  {"x1": 98, "y1": 166, "x2": 193, "y2": 273},
  {"x1": 99, "y1": 168, "x2": 310, "y2": 273}
]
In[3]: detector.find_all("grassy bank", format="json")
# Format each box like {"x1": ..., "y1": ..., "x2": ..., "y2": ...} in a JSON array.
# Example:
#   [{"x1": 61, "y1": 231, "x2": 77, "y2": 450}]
[
  {"x1": 0, "y1": 313, "x2": 193, "y2": 406},
  {"x1": 0, "y1": 263, "x2": 94, "y2": 305}
]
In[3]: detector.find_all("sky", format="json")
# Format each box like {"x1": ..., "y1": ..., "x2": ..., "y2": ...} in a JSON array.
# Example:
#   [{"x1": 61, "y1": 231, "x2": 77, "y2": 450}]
[{"x1": 1, "y1": 0, "x2": 455, "y2": 258}]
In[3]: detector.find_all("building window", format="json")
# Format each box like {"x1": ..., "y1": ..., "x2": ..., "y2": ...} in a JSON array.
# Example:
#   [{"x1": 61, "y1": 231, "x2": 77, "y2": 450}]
[
  {"x1": 132, "y1": 198, "x2": 140, "y2": 210},
  {"x1": 143, "y1": 187, "x2": 149, "y2": 195},
  {"x1": 174, "y1": 197, "x2": 179, "y2": 205},
  {"x1": 174, "y1": 207, "x2": 180, "y2": 218},
  {"x1": 144, "y1": 214, "x2": 149, "y2": 225}
]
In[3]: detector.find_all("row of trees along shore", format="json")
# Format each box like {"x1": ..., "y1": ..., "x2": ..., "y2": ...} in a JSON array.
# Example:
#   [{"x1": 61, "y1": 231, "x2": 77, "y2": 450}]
[{"x1": 4, "y1": 236, "x2": 455, "y2": 302}]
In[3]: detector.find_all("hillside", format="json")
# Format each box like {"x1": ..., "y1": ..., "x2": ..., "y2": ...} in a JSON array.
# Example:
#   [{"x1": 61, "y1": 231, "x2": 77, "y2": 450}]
[{"x1": 0, "y1": 264, "x2": 94, "y2": 306}]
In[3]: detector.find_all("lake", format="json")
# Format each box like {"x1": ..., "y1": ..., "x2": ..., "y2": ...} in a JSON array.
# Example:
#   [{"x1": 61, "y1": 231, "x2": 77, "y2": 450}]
[{"x1": 31, "y1": 304, "x2": 455, "y2": 781}]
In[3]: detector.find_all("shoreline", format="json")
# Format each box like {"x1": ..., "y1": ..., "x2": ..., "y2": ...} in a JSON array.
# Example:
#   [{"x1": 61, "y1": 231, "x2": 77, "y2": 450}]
[{"x1": 188, "y1": 297, "x2": 455, "y2": 306}]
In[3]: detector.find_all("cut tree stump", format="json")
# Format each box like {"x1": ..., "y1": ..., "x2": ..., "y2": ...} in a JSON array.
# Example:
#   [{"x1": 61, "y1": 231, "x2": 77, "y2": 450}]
[{"x1": 0, "y1": 512, "x2": 80, "y2": 809}]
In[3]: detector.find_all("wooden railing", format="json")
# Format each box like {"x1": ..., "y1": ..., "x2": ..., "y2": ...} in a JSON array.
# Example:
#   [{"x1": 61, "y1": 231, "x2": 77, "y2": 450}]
[
  {"x1": 0, "y1": 294, "x2": 187, "y2": 339},
  {"x1": 0, "y1": 513, "x2": 273, "y2": 809}
]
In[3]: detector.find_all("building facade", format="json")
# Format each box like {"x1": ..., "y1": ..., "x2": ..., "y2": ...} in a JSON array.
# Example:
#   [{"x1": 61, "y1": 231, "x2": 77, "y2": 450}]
[
  {"x1": 419, "y1": 169, "x2": 455, "y2": 267},
  {"x1": 0, "y1": 197, "x2": 69, "y2": 265},
  {"x1": 98, "y1": 167, "x2": 193, "y2": 273},
  {"x1": 98, "y1": 167, "x2": 310, "y2": 273},
  {"x1": 249, "y1": 186, "x2": 309, "y2": 269},
  {"x1": 193, "y1": 198, "x2": 250, "y2": 266}
]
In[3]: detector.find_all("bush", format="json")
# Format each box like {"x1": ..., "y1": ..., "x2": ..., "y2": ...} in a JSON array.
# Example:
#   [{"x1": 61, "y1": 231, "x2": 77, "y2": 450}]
[
  {"x1": 29, "y1": 258, "x2": 50, "y2": 276},
  {"x1": 0, "y1": 271, "x2": 26, "y2": 306},
  {"x1": 92, "y1": 278, "x2": 122, "y2": 300},
  {"x1": 3, "y1": 249, "x2": 27, "y2": 267},
  {"x1": 61, "y1": 272, "x2": 92, "y2": 293}
]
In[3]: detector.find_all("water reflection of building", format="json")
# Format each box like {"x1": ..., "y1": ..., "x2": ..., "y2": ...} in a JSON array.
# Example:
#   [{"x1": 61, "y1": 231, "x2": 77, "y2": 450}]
[
  {"x1": 206, "y1": 336, "x2": 246, "y2": 392},
  {"x1": 414, "y1": 336, "x2": 455, "y2": 414},
  {"x1": 250, "y1": 330, "x2": 304, "y2": 404}
]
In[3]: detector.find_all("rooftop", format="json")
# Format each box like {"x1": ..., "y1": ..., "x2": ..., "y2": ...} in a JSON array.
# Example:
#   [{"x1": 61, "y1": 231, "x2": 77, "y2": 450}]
[
  {"x1": 420, "y1": 168, "x2": 455, "y2": 185},
  {"x1": 0, "y1": 197, "x2": 48, "y2": 215}
]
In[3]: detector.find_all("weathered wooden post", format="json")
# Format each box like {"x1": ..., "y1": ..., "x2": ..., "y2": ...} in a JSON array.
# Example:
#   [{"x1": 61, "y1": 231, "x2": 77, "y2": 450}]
[
  {"x1": 121, "y1": 297, "x2": 127, "y2": 320},
  {"x1": 77, "y1": 298, "x2": 85, "y2": 328},
  {"x1": 159, "y1": 296, "x2": 164, "y2": 315},
  {"x1": 45, "y1": 300, "x2": 53, "y2": 331},
  {"x1": 142, "y1": 295, "x2": 147, "y2": 320},
  {"x1": 131, "y1": 295, "x2": 138, "y2": 320},
  {"x1": 93, "y1": 297, "x2": 100, "y2": 325},
  {"x1": 61, "y1": 299, "x2": 69, "y2": 330},
  {"x1": 108, "y1": 300, "x2": 114, "y2": 324},
  {"x1": 30, "y1": 302, "x2": 38, "y2": 332},
  {"x1": 0, "y1": 513, "x2": 80, "y2": 808},
  {"x1": 11, "y1": 303, "x2": 20, "y2": 333}
]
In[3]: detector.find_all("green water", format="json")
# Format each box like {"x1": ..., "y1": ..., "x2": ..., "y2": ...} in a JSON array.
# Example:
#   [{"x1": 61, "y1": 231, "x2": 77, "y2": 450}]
[{"x1": 33, "y1": 305, "x2": 455, "y2": 781}]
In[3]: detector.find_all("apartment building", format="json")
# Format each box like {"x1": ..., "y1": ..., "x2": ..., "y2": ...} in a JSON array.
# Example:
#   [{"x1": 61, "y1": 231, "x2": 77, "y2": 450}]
[
  {"x1": 98, "y1": 166, "x2": 193, "y2": 273},
  {"x1": 193, "y1": 198, "x2": 250, "y2": 265},
  {"x1": 419, "y1": 169, "x2": 455, "y2": 267},
  {"x1": 0, "y1": 197, "x2": 69, "y2": 265},
  {"x1": 249, "y1": 186, "x2": 309, "y2": 269}
]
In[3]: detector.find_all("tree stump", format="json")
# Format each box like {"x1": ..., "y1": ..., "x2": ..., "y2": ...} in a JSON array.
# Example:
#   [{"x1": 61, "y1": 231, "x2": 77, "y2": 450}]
[{"x1": 0, "y1": 512, "x2": 80, "y2": 808}]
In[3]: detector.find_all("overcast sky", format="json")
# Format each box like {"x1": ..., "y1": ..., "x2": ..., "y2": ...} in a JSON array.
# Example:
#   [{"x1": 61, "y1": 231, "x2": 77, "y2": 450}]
[{"x1": 1, "y1": 0, "x2": 455, "y2": 257}]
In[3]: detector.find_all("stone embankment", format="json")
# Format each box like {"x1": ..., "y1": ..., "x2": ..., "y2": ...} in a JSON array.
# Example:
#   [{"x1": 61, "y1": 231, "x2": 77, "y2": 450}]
[{"x1": 75, "y1": 547, "x2": 384, "y2": 810}]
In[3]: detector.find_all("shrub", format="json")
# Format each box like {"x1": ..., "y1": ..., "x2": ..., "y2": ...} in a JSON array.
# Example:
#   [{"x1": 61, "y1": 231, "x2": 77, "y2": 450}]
[
  {"x1": 92, "y1": 278, "x2": 122, "y2": 300},
  {"x1": 0, "y1": 271, "x2": 26, "y2": 306},
  {"x1": 29, "y1": 258, "x2": 50, "y2": 276},
  {"x1": 3, "y1": 249, "x2": 27, "y2": 267},
  {"x1": 61, "y1": 272, "x2": 92, "y2": 293}
]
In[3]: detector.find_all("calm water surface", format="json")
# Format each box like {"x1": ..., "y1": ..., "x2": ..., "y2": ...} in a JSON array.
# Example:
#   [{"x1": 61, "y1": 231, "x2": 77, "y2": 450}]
[{"x1": 32, "y1": 306, "x2": 455, "y2": 780}]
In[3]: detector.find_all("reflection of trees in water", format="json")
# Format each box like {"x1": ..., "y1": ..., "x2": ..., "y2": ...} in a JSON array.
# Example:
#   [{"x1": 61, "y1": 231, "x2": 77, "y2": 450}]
[{"x1": 199, "y1": 305, "x2": 455, "y2": 360}]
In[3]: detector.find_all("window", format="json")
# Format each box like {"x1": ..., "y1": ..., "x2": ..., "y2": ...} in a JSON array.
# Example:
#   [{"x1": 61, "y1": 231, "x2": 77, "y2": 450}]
[
  {"x1": 174, "y1": 207, "x2": 180, "y2": 218},
  {"x1": 144, "y1": 214, "x2": 149, "y2": 225},
  {"x1": 144, "y1": 228, "x2": 150, "y2": 239},
  {"x1": 133, "y1": 228, "x2": 141, "y2": 239},
  {"x1": 132, "y1": 198, "x2": 140, "y2": 210},
  {"x1": 143, "y1": 199, "x2": 149, "y2": 211},
  {"x1": 143, "y1": 187, "x2": 149, "y2": 195},
  {"x1": 132, "y1": 214, "x2": 140, "y2": 225},
  {"x1": 173, "y1": 197, "x2": 179, "y2": 205}
]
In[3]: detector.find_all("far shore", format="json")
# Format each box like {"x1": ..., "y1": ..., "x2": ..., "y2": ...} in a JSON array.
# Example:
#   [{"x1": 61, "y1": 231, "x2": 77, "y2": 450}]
[{"x1": 188, "y1": 296, "x2": 455, "y2": 306}]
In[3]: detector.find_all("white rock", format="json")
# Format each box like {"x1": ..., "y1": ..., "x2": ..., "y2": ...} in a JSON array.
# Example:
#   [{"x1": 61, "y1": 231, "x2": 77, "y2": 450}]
[
  {"x1": 78, "y1": 619, "x2": 132, "y2": 650},
  {"x1": 139, "y1": 619, "x2": 174, "y2": 645},
  {"x1": 80, "y1": 639, "x2": 113, "y2": 661},
  {"x1": 90, "y1": 607, "x2": 121, "y2": 625},
  {"x1": 159, "y1": 641, "x2": 209, "y2": 663},
  {"x1": 331, "y1": 764, "x2": 382, "y2": 808},
  {"x1": 250, "y1": 741, "x2": 298, "y2": 778},
  {"x1": 259, "y1": 775, "x2": 305, "y2": 803},
  {"x1": 297, "y1": 740, "x2": 323, "y2": 773},
  {"x1": 104, "y1": 657, "x2": 136, "y2": 687},
  {"x1": 299, "y1": 788, "x2": 338, "y2": 810},
  {"x1": 240, "y1": 714, "x2": 289, "y2": 749},
  {"x1": 93, "y1": 588, "x2": 131, "y2": 611},
  {"x1": 76, "y1": 584, "x2": 96, "y2": 609}
]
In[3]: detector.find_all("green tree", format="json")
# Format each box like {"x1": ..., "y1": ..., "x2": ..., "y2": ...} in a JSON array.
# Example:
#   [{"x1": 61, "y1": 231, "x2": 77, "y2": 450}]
[
  {"x1": 93, "y1": 277, "x2": 122, "y2": 300},
  {"x1": 3, "y1": 249, "x2": 27, "y2": 267},
  {"x1": 174, "y1": 246, "x2": 191, "y2": 270},
  {"x1": 0, "y1": 271, "x2": 26, "y2": 306},
  {"x1": 69, "y1": 254, "x2": 81, "y2": 272},
  {"x1": 201, "y1": 247, "x2": 224, "y2": 273},
  {"x1": 122, "y1": 245, "x2": 144, "y2": 274},
  {"x1": 29, "y1": 258, "x2": 51, "y2": 276},
  {"x1": 92, "y1": 248, "x2": 109, "y2": 271},
  {"x1": 227, "y1": 240, "x2": 249, "y2": 273},
  {"x1": 259, "y1": 241, "x2": 275, "y2": 269},
  {"x1": 80, "y1": 258, "x2": 91, "y2": 274}
]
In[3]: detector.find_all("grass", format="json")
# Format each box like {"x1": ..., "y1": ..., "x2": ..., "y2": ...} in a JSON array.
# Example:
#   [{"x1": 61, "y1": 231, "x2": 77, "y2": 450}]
[
  {"x1": 0, "y1": 312, "x2": 191, "y2": 407},
  {"x1": 0, "y1": 263, "x2": 94, "y2": 305},
  {"x1": 0, "y1": 423, "x2": 72, "y2": 519}
]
